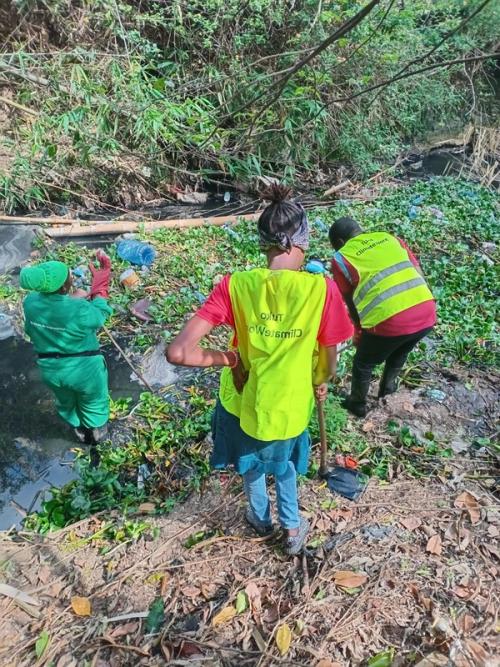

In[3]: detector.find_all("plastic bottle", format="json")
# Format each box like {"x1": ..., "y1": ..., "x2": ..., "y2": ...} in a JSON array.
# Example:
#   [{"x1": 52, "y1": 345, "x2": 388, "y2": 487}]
[
  {"x1": 116, "y1": 240, "x2": 156, "y2": 266},
  {"x1": 408, "y1": 205, "x2": 419, "y2": 220},
  {"x1": 314, "y1": 217, "x2": 328, "y2": 232}
]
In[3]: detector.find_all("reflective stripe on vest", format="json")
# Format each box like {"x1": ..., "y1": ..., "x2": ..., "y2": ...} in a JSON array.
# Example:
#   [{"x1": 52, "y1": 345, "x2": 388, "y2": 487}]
[
  {"x1": 357, "y1": 276, "x2": 427, "y2": 321},
  {"x1": 338, "y1": 232, "x2": 433, "y2": 329},
  {"x1": 354, "y1": 259, "x2": 415, "y2": 307},
  {"x1": 219, "y1": 268, "x2": 327, "y2": 441}
]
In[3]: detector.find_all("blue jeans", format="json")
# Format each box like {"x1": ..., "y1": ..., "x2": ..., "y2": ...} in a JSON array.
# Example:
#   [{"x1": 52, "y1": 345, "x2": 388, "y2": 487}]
[{"x1": 243, "y1": 462, "x2": 299, "y2": 529}]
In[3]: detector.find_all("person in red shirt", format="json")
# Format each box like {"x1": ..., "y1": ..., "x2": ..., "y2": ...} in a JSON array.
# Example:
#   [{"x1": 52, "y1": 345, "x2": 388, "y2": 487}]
[
  {"x1": 167, "y1": 185, "x2": 352, "y2": 555},
  {"x1": 329, "y1": 217, "x2": 436, "y2": 417}
]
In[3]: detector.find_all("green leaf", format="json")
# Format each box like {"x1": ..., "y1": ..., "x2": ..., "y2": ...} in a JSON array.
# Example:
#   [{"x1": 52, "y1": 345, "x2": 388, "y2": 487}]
[
  {"x1": 35, "y1": 630, "x2": 50, "y2": 659},
  {"x1": 46, "y1": 144, "x2": 58, "y2": 158},
  {"x1": 145, "y1": 597, "x2": 165, "y2": 633},
  {"x1": 367, "y1": 649, "x2": 395, "y2": 667},
  {"x1": 235, "y1": 590, "x2": 248, "y2": 614},
  {"x1": 184, "y1": 530, "x2": 208, "y2": 548}
]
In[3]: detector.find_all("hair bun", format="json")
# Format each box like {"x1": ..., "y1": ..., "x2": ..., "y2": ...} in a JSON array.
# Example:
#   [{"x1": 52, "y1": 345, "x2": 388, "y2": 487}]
[{"x1": 259, "y1": 182, "x2": 291, "y2": 204}]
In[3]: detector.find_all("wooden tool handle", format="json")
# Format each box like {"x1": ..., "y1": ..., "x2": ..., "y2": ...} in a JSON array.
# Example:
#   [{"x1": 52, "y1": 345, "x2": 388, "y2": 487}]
[{"x1": 317, "y1": 400, "x2": 328, "y2": 476}]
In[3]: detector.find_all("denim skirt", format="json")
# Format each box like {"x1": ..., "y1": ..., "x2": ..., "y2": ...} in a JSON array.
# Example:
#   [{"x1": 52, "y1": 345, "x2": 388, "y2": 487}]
[{"x1": 211, "y1": 400, "x2": 310, "y2": 476}]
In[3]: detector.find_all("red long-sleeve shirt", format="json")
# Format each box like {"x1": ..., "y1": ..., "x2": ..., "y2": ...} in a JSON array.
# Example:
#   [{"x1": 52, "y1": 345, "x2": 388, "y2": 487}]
[{"x1": 331, "y1": 238, "x2": 436, "y2": 337}]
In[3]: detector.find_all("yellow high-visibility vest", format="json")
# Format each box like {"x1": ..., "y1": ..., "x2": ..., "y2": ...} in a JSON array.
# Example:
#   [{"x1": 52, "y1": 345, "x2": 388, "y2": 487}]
[
  {"x1": 219, "y1": 268, "x2": 327, "y2": 441},
  {"x1": 334, "y1": 232, "x2": 433, "y2": 329}
]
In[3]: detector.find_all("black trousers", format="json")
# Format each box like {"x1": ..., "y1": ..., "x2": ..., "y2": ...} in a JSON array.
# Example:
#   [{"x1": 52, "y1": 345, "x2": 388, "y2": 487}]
[{"x1": 351, "y1": 326, "x2": 434, "y2": 400}]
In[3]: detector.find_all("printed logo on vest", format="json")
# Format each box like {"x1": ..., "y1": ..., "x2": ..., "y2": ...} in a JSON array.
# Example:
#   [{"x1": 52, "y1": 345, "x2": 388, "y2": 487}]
[
  {"x1": 248, "y1": 324, "x2": 303, "y2": 339},
  {"x1": 354, "y1": 236, "x2": 389, "y2": 256}
]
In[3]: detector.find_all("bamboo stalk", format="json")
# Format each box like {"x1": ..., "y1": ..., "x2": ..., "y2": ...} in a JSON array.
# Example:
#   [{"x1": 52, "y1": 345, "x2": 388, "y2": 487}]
[
  {"x1": 0, "y1": 95, "x2": 38, "y2": 116},
  {"x1": 0, "y1": 215, "x2": 76, "y2": 225},
  {"x1": 322, "y1": 180, "x2": 351, "y2": 198},
  {"x1": 317, "y1": 400, "x2": 328, "y2": 477},
  {"x1": 45, "y1": 213, "x2": 259, "y2": 237}
]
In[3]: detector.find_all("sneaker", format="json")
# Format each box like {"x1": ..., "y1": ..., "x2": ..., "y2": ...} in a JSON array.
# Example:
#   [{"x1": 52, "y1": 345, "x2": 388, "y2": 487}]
[
  {"x1": 245, "y1": 508, "x2": 274, "y2": 536},
  {"x1": 284, "y1": 518, "x2": 310, "y2": 556}
]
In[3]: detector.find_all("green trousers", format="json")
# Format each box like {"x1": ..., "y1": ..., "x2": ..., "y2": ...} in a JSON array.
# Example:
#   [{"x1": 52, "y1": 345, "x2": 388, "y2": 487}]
[{"x1": 38, "y1": 354, "x2": 109, "y2": 429}]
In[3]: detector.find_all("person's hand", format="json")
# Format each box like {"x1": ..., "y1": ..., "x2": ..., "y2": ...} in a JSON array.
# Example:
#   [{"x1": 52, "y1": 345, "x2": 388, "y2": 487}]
[
  {"x1": 93, "y1": 249, "x2": 112, "y2": 271},
  {"x1": 89, "y1": 250, "x2": 112, "y2": 299},
  {"x1": 314, "y1": 383, "x2": 328, "y2": 402},
  {"x1": 71, "y1": 288, "x2": 89, "y2": 299},
  {"x1": 231, "y1": 355, "x2": 249, "y2": 394}
]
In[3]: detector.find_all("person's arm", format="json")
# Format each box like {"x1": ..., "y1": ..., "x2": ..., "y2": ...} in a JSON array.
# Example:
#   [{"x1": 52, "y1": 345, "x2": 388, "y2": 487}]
[
  {"x1": 78, "y1": 298, "x2": 113, "y2": 330},
  {"x1": 398, "y1": 238, "x2": 425, "y2": 277},
  {"x1": 343, "y1": 293, "x2": 361, "y2": 331},
  {"x1": 166, "y1": 315, "x2": 237, "y2": 368},
  {"x1": 314, "y1": 344, "x2": 337, "y2": 402},
  {"x1": 168, "y1": 277, "x2": 249, "y2": 392},
  {"x1": 330, "y1": 258, "x2": 361, "y2": 330}
]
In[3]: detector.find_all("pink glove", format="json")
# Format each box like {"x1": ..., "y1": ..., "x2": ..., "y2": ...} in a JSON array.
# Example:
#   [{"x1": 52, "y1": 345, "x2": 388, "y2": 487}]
[{"x1": 89, "y1": 250, "x2": 111, "y2": 299}]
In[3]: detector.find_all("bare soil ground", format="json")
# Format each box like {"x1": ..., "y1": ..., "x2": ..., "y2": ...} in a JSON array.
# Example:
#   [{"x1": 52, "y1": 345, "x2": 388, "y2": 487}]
[{"x1": 0, "y1": 369, "x2": 498, "y2": 667}]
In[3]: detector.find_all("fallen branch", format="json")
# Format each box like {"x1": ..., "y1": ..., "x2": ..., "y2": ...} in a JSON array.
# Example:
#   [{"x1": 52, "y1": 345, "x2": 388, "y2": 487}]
[
  {"x1": 0, "y1": 215, "x2": 76, "y2": 225},
  {"x1": 103, "y1": 325, "x2": 155, "y2": 394},
  {"x1": 45, "y1": 213, "x2": 259, "y2": 238},
  {"x1": 322, "y1": 180, "x2": 351, "y2": 197},
  {"x1": 0, "y1": 583, "x2": 41, "y2": 607},
  {"x1": 318, "y1": 51, "x2": 500, "y2": 116},
  {"x1": 0, "y1": 95, "x2": 38, "y2": 116},
  {"x1": 106, "y1": 612, "x2": 149, "y2": 623}
]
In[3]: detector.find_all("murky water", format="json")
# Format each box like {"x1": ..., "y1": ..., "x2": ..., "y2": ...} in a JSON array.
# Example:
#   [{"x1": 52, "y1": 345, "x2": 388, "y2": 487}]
[
  {"x1": 0, "y1": 218, "x2": 186, "y2": 530},
  {"x1": 0, "y1": 335, "x2": 144, "y2": 529},
  {"x1": 0, "y1": 225, "x2": 35, "y2": 273}
]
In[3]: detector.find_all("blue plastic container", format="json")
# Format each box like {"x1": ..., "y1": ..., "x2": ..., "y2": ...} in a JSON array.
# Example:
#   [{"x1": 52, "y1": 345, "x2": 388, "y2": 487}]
[
  {"x1": 116, "y1": 240, "x2": 156, "y2": 266},
  {"x1": 305, "y1": 259, "x2": 326, "y2": 274}
]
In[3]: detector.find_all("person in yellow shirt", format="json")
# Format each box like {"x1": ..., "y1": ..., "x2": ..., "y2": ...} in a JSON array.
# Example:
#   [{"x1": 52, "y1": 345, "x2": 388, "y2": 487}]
[{"x1": 167, "y1": 185, "x2": 353, "y2": 555}]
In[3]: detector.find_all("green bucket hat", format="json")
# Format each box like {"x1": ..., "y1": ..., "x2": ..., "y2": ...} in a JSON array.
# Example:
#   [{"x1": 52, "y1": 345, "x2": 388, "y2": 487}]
[{"x1": 20, "y1": 260, "x2": 69, "y2": 293}]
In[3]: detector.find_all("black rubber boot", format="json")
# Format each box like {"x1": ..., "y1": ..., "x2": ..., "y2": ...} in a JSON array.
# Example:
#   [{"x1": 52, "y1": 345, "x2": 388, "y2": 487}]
[
  {"x1": 89, "y1": 423, "x2": 109, "y2": 444},
  {"x1": 89, "y1": 445, "x2": 100, "y2": 467},
  {"x1": 74, "y1": 426, "x2": 93, "y2": 444},
  {"x1": 342, "y1": 371, "x2": 372, "y2": 417},
  {"x1": 74, "y1": 427, "x2": 87, "y2": 443},
  {"x1": 378, "y1": 365, "x2": 403, "y2": 398}
]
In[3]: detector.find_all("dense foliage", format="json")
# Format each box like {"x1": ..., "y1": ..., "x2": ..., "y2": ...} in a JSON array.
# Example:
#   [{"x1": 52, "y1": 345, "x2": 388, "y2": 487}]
[
  {"x1": 39, "y1": 177, "x2": 498, "y2": 367},
  {"x1": 0, "y1": 0, "x2": 498, "y2": 210}
]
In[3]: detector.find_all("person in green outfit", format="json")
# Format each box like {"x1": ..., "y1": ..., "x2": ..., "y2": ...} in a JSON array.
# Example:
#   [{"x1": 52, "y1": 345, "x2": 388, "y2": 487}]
[{"x1": 20, "y1": 251, "x2": 113, "y2": 445}]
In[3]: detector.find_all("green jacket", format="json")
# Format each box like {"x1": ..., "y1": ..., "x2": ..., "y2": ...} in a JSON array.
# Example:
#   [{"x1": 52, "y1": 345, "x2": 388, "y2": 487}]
[{"x1": 23, "y1": 293, "x2": 112, "y2": 354}]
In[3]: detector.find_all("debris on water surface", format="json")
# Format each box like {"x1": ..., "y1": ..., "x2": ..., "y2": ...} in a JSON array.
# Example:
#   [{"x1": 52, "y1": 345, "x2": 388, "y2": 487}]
[
  {"x1": 0, "y1": 311, "x2": 15, "y2": 340},
  {"x1": 135, "y1": 342, "x2": 177, "y2": 388},
  {"x1": 408, "y1": 205, "x2": 419, "y2": 220},
  {"x1": 120, "y1": 268, "x2": 141, "y2": 288},
  {"x1": 305, "y1": 259, "x2": 327, "y2": 274},
  {"x1": 176, "y1": 191, "x2": 208, "y2": 205},
  {"x1": 116, "y1": 239, "x2": 156, "y2": 266},
  {"x1": 128, "y1": 298, "x2": 152, "y2": 322}
]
